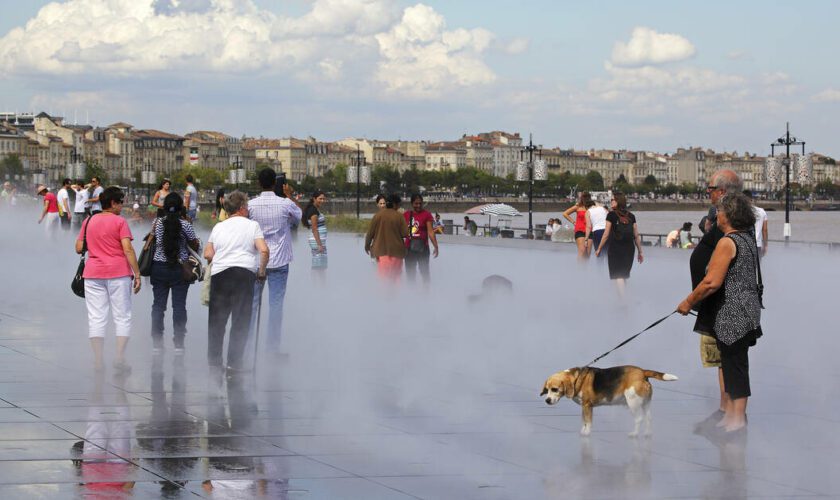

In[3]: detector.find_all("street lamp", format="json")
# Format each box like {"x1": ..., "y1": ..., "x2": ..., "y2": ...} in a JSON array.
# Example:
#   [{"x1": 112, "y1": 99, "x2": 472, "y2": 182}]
[
  {"x1": 346, "y1": 145, "x2": 370, "y2": 219},
  {"x1": 142, "y1": 160, "x2": 156, "y2": 204},
  {"x1": 515, "y1": 134, "x2": 546, "y2": 238},
  {"x1": 767, "y1": 122, "x2": 805, "y2": 245}
]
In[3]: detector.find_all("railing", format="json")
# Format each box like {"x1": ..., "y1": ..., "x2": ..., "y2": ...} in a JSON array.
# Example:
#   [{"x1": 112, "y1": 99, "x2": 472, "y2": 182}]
[{"x1": 444, "y1": 224, "x2": 839, "y2": 251}]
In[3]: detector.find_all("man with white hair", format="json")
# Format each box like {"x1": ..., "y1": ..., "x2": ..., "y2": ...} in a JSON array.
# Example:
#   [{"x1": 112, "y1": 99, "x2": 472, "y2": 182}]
[{"x1": 690, "y1": 169, "x2": 743, "y2": 433}]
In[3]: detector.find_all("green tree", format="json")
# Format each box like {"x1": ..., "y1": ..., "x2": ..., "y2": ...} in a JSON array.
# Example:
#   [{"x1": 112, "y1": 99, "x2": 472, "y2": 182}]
[
  {"x1": 584, "y1": 170, "x2": 605, "y2": 191},
  {"x1": 86, "y1": 161, "x2": 108, "y2": 185},
  {"x1": 0, "y1": 154, "x2": 24, "y2": 181}
]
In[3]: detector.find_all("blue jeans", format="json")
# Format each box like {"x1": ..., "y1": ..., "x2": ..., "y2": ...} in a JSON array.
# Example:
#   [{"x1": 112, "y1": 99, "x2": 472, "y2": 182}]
[
  {"x1": 250, "y1": 265, "x2": 290, "y2": 352},
  {"x1": 187, "y1": 209, "x2": 197, "y2": 221},
  {"x1": 150, "y1": 261, "x2": 189, "y2": 345}
]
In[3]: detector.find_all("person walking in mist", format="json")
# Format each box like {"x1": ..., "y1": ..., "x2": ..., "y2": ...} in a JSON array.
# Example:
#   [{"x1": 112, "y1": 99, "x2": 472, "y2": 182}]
[
  {"x1": 688, "y1": 169, "x2": 743, "y2": 432},
  {"x1": 594, "y1": 193, "x2": 644, "y2": 296},
  {"x1": 37, "y1": 185, "x2": 60, "y2": 235},
  {"x1": 365, "y1": 194, "x2": 409, "y2": 283},
  {"x1": 247, "y1": 168, "x2": 302, "y2": 356},
  {"x1": 75, "y1": 187, "x2": 141, "y2": 372},
  {"x1": 678, "y1": 192, "x2": 763, "y2": 435},
  {"x1": 563, "y1": 191, "x2": 594, "y2": 261},
  {"x1": 73, "y1": 183, "x2": 89, "y2": 230},
  {"x1": 404, "y1": 194, "x2": 439, "y2": 284},
  {"x1": 150, "y1": 193, "x2": 200, "y2": 355},
  {"x1": 184, "y1": 174, "x2": 198, "y2": 221},
  {"x1": 303, "y1": 190, "x2": 328, "y2": 279},
  {"x1": 151, "y1": 179, "x2": 171, "y2": 213},
  {"x1": 743, "y1": 190, "x2": 768, "y2": 257},
  {"x1": 585, "y1": 201, "x2": 609, "y2": 255},
  {"x1": 57, "y1": 178, "x2": 72, "y2": 231},
  {"x1": 204, "y1": 191, "x2": 269, "y2": 373}
]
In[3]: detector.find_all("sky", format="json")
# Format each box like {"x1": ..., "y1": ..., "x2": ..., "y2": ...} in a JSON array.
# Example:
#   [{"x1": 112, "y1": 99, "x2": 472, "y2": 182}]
[{"x1": 0, "y1": 0, "x2": 838, "y2": 157}]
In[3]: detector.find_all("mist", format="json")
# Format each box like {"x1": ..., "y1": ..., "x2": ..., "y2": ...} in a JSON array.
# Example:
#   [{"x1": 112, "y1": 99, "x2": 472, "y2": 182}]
[{"x1": 1, "y1": 200, "x2": 838, "y2": 498}]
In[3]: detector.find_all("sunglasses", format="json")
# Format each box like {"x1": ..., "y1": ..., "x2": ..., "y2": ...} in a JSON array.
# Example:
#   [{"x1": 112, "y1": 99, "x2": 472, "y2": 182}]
[{"x1": 705, "y1": 185, "x2": 721, "y2": 192}]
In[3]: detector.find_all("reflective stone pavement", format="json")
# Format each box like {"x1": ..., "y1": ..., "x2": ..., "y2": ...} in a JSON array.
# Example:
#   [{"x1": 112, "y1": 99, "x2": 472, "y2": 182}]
[{"x1": 1, "y1": 228, "x2": 839, "y2": 499}]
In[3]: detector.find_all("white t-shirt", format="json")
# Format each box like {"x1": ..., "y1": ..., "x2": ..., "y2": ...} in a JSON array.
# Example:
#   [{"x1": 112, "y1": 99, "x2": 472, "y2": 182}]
[
  {"x1": 56, "y1": 188, "x2": 70, "y2": 214},
  {"x1": 89, "y1": 186, "x2": 104, "y2": 212},
  {"x1": 74, "y1": 189, "x2": 89, "y2": 213},
  {"x1": 588, "y1": 205, "x2": 608, "y2": 231},
  {"x1": 207, "y1": 216, "x2": 264, "y2": 275},
  {"x1": 753, "y1": 206, "x2": 767, "y2": 248},
  {"x1": 550, "y1": 222, "x2": 564, "y2": 242},
  {"x1": 186, "y1": 184, "x2": 198, "y2": 209}
]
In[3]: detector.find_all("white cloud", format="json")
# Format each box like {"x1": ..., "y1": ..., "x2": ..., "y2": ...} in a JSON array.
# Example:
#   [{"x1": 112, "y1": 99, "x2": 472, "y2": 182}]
[
  {"x1": 812, "y1": 88, "x2": 840, "y2": 102},
  {"x1": 501, "y1": 37, "x2": 529, "y2": 55},
  {"x1": 374, "y1": 4, "x2": 496, "y2": 97},
  {"x1": 611, "y1": 27, "x2": 695, "y2": 67},
  {"x1": 0, "y1": 0, "x2": 498, "y2": 98}
]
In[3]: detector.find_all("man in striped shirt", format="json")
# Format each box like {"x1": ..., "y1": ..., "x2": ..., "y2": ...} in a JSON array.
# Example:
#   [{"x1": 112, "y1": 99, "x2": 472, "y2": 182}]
[{"x1": 248, "y1": 168, "x2": 302, "y2": 355}]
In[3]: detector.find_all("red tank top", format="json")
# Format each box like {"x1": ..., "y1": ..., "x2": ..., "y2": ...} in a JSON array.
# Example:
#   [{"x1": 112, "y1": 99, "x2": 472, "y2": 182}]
[{"x1": 574, "y1": 209, "x2": 587, "y2": 232}]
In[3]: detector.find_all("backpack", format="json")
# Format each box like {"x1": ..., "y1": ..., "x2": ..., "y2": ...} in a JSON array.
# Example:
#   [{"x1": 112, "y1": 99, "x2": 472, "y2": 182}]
[{"x1": 612, "y1": 212, "x2": 634, "y2": 242}]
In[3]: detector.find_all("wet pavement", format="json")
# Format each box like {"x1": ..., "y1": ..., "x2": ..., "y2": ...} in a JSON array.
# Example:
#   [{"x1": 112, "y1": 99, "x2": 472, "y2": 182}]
[{"x1": 1, "y1": 218, "x2": 839, "y2": 499}]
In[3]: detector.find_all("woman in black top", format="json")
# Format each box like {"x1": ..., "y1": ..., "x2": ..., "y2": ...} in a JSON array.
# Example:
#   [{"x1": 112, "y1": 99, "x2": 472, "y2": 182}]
[
  {"x1": 678, "y1": 192, "x2": 762, "y2": 434},
  {"x1": 595, "y1": 193, "x2": 644, "y2": 296}
]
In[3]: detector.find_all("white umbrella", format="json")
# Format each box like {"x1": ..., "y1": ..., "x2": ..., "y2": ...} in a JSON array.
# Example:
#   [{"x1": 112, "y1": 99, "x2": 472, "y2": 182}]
[{"x1": 480, "y1": 203, "x2": 521, "y2": 217}]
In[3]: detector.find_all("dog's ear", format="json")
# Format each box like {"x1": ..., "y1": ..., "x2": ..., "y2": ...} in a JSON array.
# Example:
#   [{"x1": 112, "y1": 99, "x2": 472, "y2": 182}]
[
  {"x1": 563, "y1": 380, "x2": 576, "y2": 399},
  {"x1": 539, "y1": 384, "x2": 548, "y2": 397}
]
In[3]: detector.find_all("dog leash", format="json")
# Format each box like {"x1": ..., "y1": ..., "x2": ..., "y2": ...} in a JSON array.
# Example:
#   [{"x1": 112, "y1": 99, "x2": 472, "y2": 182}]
[
  {"x1": 583, "y1": 310, "x2": 695, "y2": 368},
  {"x1": 569, "y1": 310, "x2": 695, "y2": 400}
]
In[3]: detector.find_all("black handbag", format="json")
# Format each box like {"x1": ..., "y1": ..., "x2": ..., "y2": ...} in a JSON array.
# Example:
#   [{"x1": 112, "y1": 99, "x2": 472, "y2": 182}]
[
  {"x1": 71, "y1": 213, "x2": 96, "y2": 298},
  {"x1": 138, "y1": 221, "x2": 156, "y2": 277}
]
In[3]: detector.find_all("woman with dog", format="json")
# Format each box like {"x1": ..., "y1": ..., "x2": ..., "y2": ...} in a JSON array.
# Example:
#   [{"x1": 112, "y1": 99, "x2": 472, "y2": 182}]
[
  {"x1": 677, "y1": 192, "x2": 762, "y2": 435},
  {"x1": 595, "y1": 193, "x2": 644, "y2": 296}
]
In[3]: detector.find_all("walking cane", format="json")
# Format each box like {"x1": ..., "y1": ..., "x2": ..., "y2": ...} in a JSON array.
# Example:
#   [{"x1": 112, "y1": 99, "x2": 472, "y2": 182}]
[{"x1": 251, "y1": 285, "x2": 263, "y2": 375}]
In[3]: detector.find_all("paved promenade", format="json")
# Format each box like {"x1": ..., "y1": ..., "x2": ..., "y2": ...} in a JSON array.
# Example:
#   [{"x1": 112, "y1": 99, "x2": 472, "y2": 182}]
[{"x1": 0, "y1": 218, "x2": 837, "y2": 498}]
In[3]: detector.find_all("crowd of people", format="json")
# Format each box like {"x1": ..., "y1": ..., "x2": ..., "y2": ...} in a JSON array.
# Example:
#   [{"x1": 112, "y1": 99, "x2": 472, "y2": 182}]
[{"x1": 18, "y1": 164, "x2": 765, "y2": 441}]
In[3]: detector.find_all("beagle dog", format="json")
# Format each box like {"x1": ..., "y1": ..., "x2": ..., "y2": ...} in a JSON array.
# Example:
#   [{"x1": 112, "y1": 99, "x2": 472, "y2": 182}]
[{"x1": 540, "y1": 366, "x2": 678, "y2": 437}]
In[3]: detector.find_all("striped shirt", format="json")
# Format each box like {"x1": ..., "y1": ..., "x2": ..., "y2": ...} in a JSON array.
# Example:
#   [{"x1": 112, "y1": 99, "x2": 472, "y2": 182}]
[
  {"x1": 248, "y1": 191, "x2": 302, "y2": 269},
  {"x1": 152, "y1": 217, "x2": 198, "y2": 263}
]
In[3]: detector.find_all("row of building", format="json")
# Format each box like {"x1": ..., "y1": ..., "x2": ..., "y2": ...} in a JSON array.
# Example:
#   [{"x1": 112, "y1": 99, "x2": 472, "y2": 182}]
[{"x1": 0, "y1": 112, "x2": 835, "y2": 191}]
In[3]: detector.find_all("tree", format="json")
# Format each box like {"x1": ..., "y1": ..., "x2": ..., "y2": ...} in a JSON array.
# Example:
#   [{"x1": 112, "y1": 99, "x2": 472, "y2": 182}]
[
  {"x1": 0, "y1": 155, "x2": 24, "y2": 181},
  {"x1": 643, "y1": 174, "x2": 658, "y2": 188},
  {"x1": 584, "y1": 170, "x2": 605, "y2": 191},
  {"x1": 86, "y1": 161, "x2": 108, "y2": 185}
]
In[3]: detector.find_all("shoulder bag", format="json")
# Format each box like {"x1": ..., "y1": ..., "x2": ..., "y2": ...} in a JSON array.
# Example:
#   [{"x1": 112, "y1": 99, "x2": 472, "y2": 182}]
[
  {"x1": 71, "y1": 213, "x2": 96, "y2": 298},
  {"x1": 137, "y1": 220, "x2": 157, "y2": 277},
  {"x1": 407, "y1": 213, "x2": 426, "y2": 254},
  {"x1": 181, "y1": 244, "x2": 204, "y2": 284}
]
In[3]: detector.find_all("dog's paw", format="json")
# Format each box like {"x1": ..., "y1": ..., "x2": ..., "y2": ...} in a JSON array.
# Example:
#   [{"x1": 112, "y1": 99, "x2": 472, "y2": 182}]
[{"x1": 580, "y1": 426, "x2": 591, "y2": 437}]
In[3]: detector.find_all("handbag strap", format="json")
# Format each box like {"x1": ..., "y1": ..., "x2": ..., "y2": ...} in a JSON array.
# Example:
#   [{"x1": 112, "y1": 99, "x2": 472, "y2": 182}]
[
  {"x1": 81, "y1": 213, "x2": 97, "y2": 256},
  {"x1": 733, "y1": 231, "x2": 764, "y2": 307}
]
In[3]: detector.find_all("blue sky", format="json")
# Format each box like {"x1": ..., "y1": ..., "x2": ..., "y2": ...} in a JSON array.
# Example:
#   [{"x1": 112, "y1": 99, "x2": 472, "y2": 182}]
[{"x1": 0, "y1": 0, "x2": 837, "y2": 156}]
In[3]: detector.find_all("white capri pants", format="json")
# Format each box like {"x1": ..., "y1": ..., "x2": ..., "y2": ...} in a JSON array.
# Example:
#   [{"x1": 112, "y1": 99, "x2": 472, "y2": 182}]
[{"x1": 84, "y1": 277, "x2": 133, "y2": 338}]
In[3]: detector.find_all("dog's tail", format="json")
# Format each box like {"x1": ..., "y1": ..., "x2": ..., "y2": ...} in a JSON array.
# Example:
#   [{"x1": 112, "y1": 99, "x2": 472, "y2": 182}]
[{"x1": 643, "y1": 370, "x2": 678, "y2": 381}]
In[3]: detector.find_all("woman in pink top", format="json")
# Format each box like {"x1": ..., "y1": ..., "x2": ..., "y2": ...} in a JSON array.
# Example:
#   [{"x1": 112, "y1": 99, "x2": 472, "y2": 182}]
[{"x1": 75, "y1": 187, "x2": 142, "y2": 372}]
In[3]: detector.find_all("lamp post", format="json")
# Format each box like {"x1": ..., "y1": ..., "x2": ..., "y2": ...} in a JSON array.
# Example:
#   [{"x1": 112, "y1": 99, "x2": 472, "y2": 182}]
[
  {"x1": 516, "y1": 134, "x2": 545, "y2": 238},
  {"x1": 769, "y1": 122, "x2": 805, "y2": 245},
  {"x1": 356, "y1": 145, "x2": 362, "y2": 219},
  {"x1": 346, "y1": 145, "x2": 369, "y2": 218}
]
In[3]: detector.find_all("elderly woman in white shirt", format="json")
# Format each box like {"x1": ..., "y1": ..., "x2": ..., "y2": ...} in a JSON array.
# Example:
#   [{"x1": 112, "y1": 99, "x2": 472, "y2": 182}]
[{"x1": 203, "y1": 191, "x2": 269, "y2": 374}]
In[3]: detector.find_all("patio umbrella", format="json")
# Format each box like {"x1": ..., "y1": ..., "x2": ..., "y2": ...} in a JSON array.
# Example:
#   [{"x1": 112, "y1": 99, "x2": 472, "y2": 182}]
[
  {"x1": 465, "y1": 203, "x2": 490, "y2": 215},
  {"x1": 480, "y1": 203, "x2": 522, "y2": 217}
]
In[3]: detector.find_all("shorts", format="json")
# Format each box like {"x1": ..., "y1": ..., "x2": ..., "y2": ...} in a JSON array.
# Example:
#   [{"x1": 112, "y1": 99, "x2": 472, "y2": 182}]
[
  {"x1": 574, "y1": 231, "x2": 586, "y2": 239},
  {"x1": 700, "y1": 334, "x2": 721, "y2": 368}
]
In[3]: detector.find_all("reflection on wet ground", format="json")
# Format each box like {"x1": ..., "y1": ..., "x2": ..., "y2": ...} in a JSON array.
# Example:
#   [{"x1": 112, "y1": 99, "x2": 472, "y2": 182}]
[{"x1": 1, "y1": 219, "x2": 839, "y2": 498}]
